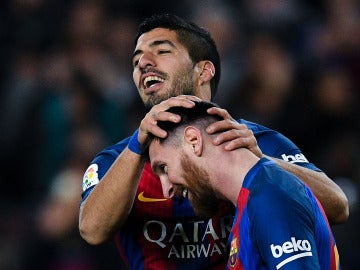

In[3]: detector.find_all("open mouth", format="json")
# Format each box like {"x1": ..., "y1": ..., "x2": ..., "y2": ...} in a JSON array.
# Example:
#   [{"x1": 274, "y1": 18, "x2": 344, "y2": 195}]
[{"x1": 143, "y1": 75, "x2": 165, "y2": 89}]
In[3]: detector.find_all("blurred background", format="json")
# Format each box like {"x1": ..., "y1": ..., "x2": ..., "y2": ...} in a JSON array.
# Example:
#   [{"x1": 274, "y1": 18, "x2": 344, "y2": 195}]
[{"x1": 0, "y1": 0, "x2": 359, "y2": 269}]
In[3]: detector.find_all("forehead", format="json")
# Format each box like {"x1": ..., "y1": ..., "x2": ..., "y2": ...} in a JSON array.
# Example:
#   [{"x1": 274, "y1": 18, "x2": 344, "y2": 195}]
[
  {"x1": 135, "y1": 28, "x2": 181, "y2": 50},
  {"x1": 149, "y1": 139, "x2": 176, "y2": 164},
  {"x1": 149, "y1": 139, "x2": 168, "y2": 160}
]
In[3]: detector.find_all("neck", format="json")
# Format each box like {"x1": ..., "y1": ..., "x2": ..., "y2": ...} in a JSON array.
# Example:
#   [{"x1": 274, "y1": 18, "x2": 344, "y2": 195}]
[
  {"x1": 211, "y1": 148, "x2": 260, "y2": 205},
  {"x1": 194, "y1": 85, "x2": 211, "y2": 101}
]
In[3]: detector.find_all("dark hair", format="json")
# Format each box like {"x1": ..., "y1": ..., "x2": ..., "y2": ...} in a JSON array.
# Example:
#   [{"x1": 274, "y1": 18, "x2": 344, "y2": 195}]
[
  {"x1": 135, "y1": 13, "x2": 221, "y2": 99},
  {"x1": 142, "y1": 101, "x2": 222, "y2": 157},
  {"x1": 158, "y1": 101, "x2": 222, "y2": 135}
]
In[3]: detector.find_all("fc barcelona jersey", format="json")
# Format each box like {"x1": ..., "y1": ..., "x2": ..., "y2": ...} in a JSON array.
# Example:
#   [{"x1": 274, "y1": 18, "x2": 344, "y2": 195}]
[
  {"x1": 228, "y1": 158, "x2": 340, "y2": 270},
  {"x1": 81, "y1": 119, "x2": 321, "y2": 270}
]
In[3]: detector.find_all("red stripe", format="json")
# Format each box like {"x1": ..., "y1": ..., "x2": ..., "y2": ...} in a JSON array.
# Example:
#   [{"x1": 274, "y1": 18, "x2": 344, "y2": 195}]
[{"x1": 228, "y1": 188, "x2": 250, "y2": 269}]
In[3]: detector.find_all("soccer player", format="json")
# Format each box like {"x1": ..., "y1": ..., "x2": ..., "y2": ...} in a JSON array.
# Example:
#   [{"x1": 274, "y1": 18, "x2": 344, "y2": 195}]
[
  {"x1": 79, "y1": 14, "x2": 348, "y2": 269},
  {"x1": 146, "y1": 100, "x2": 341, "y2": 269}
]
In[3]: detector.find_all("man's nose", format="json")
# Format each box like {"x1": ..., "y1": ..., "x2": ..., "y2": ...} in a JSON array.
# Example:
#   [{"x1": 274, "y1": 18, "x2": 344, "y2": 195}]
[
  {"x1": 138, "y1": 52, "x2": 155, "y2": 69},
  {"x1": 160, "y1": 177, "x2": 174, "y2": 199}
]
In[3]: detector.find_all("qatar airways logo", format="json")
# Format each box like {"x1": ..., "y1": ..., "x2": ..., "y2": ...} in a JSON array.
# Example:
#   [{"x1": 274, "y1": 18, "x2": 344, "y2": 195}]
[
  {"x1": 281, "y1": 153, "x2": 309, "y2": 164},
  {"x1": 270, "y1": 237, "x2": 312, "y2": 269},
  {"x1": 142, "y1": 215, "x2": 233, "y2": 259}
]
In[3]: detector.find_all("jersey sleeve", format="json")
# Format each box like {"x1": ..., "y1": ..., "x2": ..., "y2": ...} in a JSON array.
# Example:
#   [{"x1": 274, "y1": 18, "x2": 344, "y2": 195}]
[
  {"x1": 239, "y1": 119, "x2": 321, "y2": 172},
  {"x1": 248, "y1": 174, "x2": 321, "y2": 269},
  {"x1": 80, "y1": 137, "x2": 130, "y2": 203}
]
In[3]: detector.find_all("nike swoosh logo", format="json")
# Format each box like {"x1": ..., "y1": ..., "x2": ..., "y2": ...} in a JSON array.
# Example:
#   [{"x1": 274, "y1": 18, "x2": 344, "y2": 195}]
[{"x1": 138, "y1": 191, "x2": 168, "y2": 202}]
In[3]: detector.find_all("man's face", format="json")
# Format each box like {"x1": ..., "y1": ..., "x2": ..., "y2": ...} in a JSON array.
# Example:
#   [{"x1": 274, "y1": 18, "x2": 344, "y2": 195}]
[
  {"x1": 149, "y1": 139, "x2": 221, "y2": 218},
  {"x1": 132, "y1": 28, "x2": 197, "y2": 109}
]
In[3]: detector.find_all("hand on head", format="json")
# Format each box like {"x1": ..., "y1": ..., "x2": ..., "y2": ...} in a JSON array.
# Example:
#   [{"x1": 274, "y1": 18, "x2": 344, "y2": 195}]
[
  {"x1": 206, "y1": 107, "x2": 263, "y2": 157},
  {"x1": 137, "y1": 95, "x2": 203, "y2": 145}
]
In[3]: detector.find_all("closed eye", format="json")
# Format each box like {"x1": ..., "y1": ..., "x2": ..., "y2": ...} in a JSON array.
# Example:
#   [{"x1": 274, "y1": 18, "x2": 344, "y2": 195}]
[{"x1": 158, "y1": 50, "x2": 171, "y2": 55}]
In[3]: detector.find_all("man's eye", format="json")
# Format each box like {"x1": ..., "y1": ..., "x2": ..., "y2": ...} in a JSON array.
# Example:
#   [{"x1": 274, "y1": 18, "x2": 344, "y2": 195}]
[
  {"x1": 160, "y1": 165, "x2": 168, "y2": 174},
  {"x1": 159, "y1": 50, "x2": 170, "y2": 54},
  {"x1": 133, "y1": 59, "x2": 139, "y2": 67}
]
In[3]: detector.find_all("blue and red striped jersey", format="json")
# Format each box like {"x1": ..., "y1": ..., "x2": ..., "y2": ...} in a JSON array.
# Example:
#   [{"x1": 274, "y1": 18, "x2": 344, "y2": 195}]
[
  {"x1": 81, "y1": 119, "x2": 322, "y2": 270},
  {"x1": 228, "y1": 158, "x2": 340, "y2": 270}
]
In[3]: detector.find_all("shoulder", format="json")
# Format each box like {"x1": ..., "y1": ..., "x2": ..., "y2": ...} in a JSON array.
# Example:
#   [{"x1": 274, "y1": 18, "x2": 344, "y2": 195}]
[
  {"x1": 238, "y1": 119, "x2": 290, "y2": 144},
  {"x1": 95, "y1": 137, "x2": 131, "y2": 159},
  {"x1": 80, "y1": 136, "x2": 131, "y2": 199},
  {"x1": 247, "y1": 161, "x2": 313, "y2": 219},
  {"x1": 89, "y1": 136, "x2": 131, "y2": 175},
  {"x1": 238, "y1": 119, "x2": 320, "y2": 171},
  {"x1": 238, "y1": 119, "x2": 272, "y2": 134},
  {"x1": 253, "y1": 162, "x2": 308, "y2": 196}
]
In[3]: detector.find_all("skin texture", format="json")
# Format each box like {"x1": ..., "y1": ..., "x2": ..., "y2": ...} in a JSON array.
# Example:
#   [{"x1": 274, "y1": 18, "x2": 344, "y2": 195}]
[{"x1": 79, "y1": 26, "x2": 348, "y2": 246}]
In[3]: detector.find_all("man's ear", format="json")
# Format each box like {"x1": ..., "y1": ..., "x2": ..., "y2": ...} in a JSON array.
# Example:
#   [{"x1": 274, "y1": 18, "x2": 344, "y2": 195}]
[
  {"x1": 196, "y1": 60, "x2": 215, "y2": 86},
  {"x1": 183, "y1": 126, "x2": 203, "y2": 156}
]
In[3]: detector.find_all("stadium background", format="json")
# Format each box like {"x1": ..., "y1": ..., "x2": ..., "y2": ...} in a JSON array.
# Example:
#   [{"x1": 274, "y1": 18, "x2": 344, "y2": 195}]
[{"x1": 0, "y1": 0, "x2": 359, "y2": 269}]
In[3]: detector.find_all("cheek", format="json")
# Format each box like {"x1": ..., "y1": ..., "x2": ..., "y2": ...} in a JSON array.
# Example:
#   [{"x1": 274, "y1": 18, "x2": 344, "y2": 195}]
[
  {"x1": 167, "y1": 171, "x2": 181, "y2": 186},
  {"x1": 133, "y1": 70, "x2": 140, "y2": 88},
  {"x1": 167, "y1": 164, "x2": 187, "y2": 186}
]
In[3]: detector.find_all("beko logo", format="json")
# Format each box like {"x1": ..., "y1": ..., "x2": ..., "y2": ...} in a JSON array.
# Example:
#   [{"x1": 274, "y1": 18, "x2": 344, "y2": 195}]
[{"x1": 270, "y1": 237, "x2": 312, "y2": 269}]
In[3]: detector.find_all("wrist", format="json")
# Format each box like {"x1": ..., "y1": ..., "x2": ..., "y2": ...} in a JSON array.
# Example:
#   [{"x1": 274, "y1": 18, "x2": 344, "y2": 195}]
[{"x1": 128, "y1": 129, "x2": 142, "y2": 155}]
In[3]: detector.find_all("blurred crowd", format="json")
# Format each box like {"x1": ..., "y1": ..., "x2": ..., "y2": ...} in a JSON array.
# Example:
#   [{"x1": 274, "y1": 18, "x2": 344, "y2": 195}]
[{"x1": 0, "y1": 0, "x2": 359, "y2": 269}]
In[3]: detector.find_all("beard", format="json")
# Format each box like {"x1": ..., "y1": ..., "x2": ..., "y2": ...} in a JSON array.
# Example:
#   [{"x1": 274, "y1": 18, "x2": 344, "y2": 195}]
[
  {"x1": 143, "y1": 65, "x2": 196, "y2": 109},
  {"x1": 178, "y1": 154, "x2": 223, "y2": 218}
]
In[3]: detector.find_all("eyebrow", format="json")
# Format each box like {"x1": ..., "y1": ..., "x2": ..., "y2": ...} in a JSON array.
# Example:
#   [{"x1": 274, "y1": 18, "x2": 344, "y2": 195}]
[{"x1": 132, "y1": 39, "x2": 177, "y2": 60}]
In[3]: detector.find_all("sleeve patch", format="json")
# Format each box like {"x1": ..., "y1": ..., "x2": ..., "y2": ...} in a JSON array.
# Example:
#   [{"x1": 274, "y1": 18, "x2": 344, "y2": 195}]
[{"x1": 82, "y1": 164, "x2": 100, "y2": 191}]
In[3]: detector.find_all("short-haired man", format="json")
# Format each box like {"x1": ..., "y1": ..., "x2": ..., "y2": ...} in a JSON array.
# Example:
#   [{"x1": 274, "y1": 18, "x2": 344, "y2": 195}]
[{"x1": 147, "y1": 101, "x2": 341, "y2": 269}]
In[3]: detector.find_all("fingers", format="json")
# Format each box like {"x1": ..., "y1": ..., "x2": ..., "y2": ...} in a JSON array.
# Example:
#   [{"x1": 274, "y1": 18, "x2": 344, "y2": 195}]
[
  {"x1": 175, "y1": 94, "x2": 203, "y2": 102},
  {"x1": 138, "y1": 96, "x2": 200, "y2": 143},
  {"x1": 206, "y1": 108, "x2": 264, "y2": 158},
  {"x1": 206, "y1": 106, "x2": 238, "y2": 134},
  {"x1": 211, "y1": 126, "x2": 251, "y2": 147},
  {"x1": 207, "y1": 107, "x2": 235, "y2": 121},
  {"x1": 156, "y1": 95, "x2": 199, "y2": 112},
  {"x1": 206, "y1": 107, "x2": 239, "y2": 133},
  {"x1": 212, "y1": 127, "x2": 262, "y2": 157}
]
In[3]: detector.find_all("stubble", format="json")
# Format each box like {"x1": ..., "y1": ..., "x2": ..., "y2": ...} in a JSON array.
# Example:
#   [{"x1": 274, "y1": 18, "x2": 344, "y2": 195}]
[
  {"x1": 143, "y1": 65, "x2": 196, "y2": 109},
  {"x1": 179, "y1": 154, "x2": 222, "y2": 218}
]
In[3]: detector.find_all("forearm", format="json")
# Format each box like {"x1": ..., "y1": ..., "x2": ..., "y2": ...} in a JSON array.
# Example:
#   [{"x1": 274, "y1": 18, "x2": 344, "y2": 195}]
[
  {"x1": 79, "y1": 148, "x2": 145, "y2": 244},
  {"x1": 265, "y1": 155, "x2": 349, "y2": 224}
]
